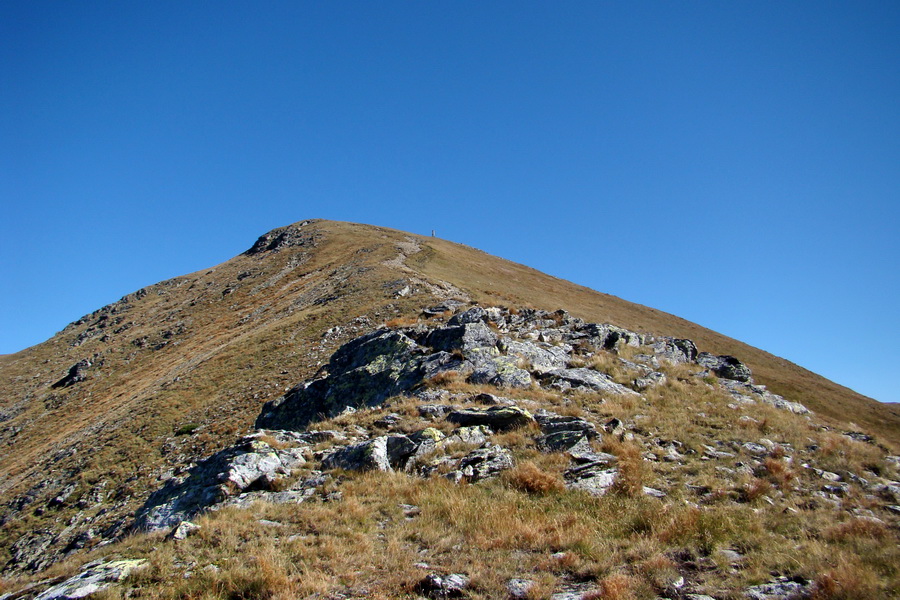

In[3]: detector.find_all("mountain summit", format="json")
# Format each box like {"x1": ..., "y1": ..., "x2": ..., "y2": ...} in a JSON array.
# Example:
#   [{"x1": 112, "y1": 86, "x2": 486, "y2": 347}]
[{"x1": 1, "y1": 219, "x2": 898, "y2": 598}]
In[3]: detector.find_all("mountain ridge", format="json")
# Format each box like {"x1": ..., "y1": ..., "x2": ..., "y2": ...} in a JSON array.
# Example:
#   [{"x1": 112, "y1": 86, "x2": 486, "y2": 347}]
[{"x1": 1, "y1": 219, "x2": 898, "y2": 598}]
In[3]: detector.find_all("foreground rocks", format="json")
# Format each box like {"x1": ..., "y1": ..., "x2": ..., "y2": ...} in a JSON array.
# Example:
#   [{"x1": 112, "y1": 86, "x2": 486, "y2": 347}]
[{"x1": 33, "y1": 559, "x2": 147, "y2": 600}]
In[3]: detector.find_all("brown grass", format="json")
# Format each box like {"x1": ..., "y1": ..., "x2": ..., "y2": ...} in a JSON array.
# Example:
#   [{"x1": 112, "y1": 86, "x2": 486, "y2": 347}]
[{"x1": 503, "y1": 462, "x2": 565, "y2": 494}]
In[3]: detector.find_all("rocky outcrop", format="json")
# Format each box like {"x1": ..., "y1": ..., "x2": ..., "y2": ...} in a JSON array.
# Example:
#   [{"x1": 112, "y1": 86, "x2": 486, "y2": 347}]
[
  {"x1": 697, "y1": 353, "x2": 753, "y2": 382},
  {"x1": 133, "y1": 435, "x2": 306, "y2": 531},
  {"x1": 34, "y1": 559, "x2": 147, "y2": 600},
  {"x1": 51, "y1": 359, "x2": 92, "y2": 389},
  {"x1": 256, "y1": 305, "x2": 805, "y2": 434},
  {"x1": 447, "y1": 406, "x2": 534, "y2": 431},
  {"x1": 245, "y1": 220, "x2": 318, "y2": 254}
]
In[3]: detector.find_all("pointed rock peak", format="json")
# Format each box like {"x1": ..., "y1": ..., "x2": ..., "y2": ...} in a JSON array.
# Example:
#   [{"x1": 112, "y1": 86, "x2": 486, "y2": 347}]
[{"x1": 244, "y1": 219, "x2": 321, "y2": 255}]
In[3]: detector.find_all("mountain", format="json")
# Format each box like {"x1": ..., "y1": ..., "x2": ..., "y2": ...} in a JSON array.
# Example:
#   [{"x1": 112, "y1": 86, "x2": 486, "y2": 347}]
[{"x1": 1, "y1": 219, "x2": 898, "y2": 599}]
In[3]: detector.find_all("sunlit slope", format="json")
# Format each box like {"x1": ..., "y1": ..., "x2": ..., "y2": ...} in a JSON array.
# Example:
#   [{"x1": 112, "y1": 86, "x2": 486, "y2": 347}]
[{"x1": 0, "y1": 217, "x2": 897, "y2": 573}]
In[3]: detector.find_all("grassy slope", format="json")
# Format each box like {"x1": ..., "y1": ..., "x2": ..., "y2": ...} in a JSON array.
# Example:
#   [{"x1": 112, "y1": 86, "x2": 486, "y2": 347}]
[{"x1": 0, "y1": 218, "x2": 898, "y2": 572}]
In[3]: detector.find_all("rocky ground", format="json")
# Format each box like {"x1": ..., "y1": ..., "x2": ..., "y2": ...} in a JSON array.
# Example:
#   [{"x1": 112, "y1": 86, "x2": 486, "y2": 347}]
[{"x1": 3, "y1": 303, "x2": 898, "y2": 599}]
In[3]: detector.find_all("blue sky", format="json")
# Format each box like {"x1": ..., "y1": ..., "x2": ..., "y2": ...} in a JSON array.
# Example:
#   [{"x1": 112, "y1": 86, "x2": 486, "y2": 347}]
[{"x1": 2, "y1": 2, "x2": 898, "y2": 402}]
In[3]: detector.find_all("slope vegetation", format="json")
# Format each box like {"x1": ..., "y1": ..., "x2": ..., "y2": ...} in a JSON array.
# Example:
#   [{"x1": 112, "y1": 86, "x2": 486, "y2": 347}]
[{"x1": 0, "y1": 219, "x2": 897, "y2": 586}]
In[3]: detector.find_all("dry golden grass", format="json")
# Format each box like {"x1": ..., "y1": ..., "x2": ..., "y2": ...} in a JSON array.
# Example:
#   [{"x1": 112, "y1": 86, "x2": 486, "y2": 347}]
[{"x1": 502, "y1": 461, "x2": 565, "y2": 494}]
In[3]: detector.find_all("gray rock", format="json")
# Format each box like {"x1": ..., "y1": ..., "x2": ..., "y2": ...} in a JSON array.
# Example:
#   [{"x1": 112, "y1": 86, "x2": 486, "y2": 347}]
[
  {"x1": 133, "y1": 436, "x2": 305, "y2": 531},
  {"x1": 421, "y1": 299, "x2": 468, "y2": 316},
  {"x1": 716, "y1": 355, "x2": 753, "y2": 382},
  {"x1": 5, "y1": 529, "x2": 56, "y2": 573},
  {"x1": 448, "y1": 406, "x2": 534, "y2": 431},
  {"x1": 166, "y1": 521, "x2": 200, "y2": 541},
  {"x1": 418, "y1": 404, "x2": 453, "y2": 419},
  {"x1": 565, "y1": 464, "x2": 618, "y2": 496},
  {"x1": 567, "y1": 446, "x2": 616, "y2": 465},
  {"x1": 502, "y1": 339, "x2": 570, "y2": 373},
  {"x1": 634, "y1": 371, "x2": 667, "y2": 391},
  {"x1": 428, "y1": 322, "x2": 498, "y2": 353},
  {"x1": 534, "y1": 411, "x2": 598, "y2": 437},
  {"x1": 452, "y1": 446, "x2": 514, "y2": 482},
  {"x1": 742, "y1": 442, "x2": 768, "y2": 456},
  {"x1": 448, "y1": 306, "x2": 487, "y2": 326},
  {"x1": 441, "y1": 426, "x2": 491, "y2": 447},
  {"x1": 745, "y1": 577, "x2": 810, "y2": 599},
  {"x1": 34, "y1": 559, "x2": 147, "y2": 600},
  {"x1": 417, "y1": 573, "x2": 469, "y2": 598},
  {"x1": 507, "y1": 578, "x2": 535, "y2": 599},
  {"x1": 538, "y1": 431, "x2": 590, "y2": 452},
  {"x1": 468, "y1": 355, "x2": 533, "y2": 388},
  {"x1": 52, "y1": 359, "x2": 92, "y2": 389},
  {"x1": 540, "y1": 368, "x2": 638, "y2": 395},
  {"x1": 322, "y1": 437, "x2": 392, "y2": 472},
  {"x1": 256, "y1": 329, "x2": 427, "y2": 430},
  {"x1": 580, "y1": 323, "x2": 642, "y2": 349},
  {"x1": 652, "y1": 338, "x2": 697, "y2": 364},
  {"x1": 698, "y1": 352, "x2": 753, "y2": 382}
]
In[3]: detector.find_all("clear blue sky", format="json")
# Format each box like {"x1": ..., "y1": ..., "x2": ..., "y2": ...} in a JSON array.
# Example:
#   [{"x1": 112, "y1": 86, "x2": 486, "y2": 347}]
[{"x1": 2, "y1": 2, "x2": 898, "y2": 402}]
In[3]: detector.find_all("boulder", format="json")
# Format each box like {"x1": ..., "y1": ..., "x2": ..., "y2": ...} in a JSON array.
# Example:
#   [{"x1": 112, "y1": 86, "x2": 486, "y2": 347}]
[
  {"x1": 322, "y1": 437, "x2": 392, "y2": 472},
  {"x1": 133, "y1": 437, "x2": 305, "y2": 531},
  {"x1": 538, "y1": 430, "x2": 589, "y2": 452},
  {"x1": 34, "y1": 559, "x2": 147, "y2": 600},
  {"x1": 652, "y1": 338, "x2": 697, "y2": 364},
  {"x1": 427, "y1": 322, "x2": 498, "y2": 353},
  {"x1": 501, "y1": 339, "x2": 570, "y2": 373},
  {"x1": 745, "y1": 577, "x2": 810, "y2": 599},
  {"x1": 534, "y1": 411, "x2": 598, "y2": 437},
  {"x1": 540, "y1": 368, "x2": 638, "y2": 395},
  {"x1": 697, "y1": 353, "x2": 753, "y2": 382},
  {"x1": 468, "y1": 355, "x2": 533, "y2": 388},
  {"x1": 451, "y1": 445, "x2": 514, "y2": 482},
  {"x1": 256, "y1": 329, "x2": 426, "y2": 430},
  {"x1": 448, "y1": 306, "x2": 487, "y2": 326},
  {"x1": 447, "y1": 406, "x2": 534, "y2": 431},
  {"x1": 417, "y1": 573, "x2": 470, "y2": 598},
  {"x1": 565, "y1": 465, "x2": 618, "y2": 496},
  {"x1": 52, "y1": 359, "x2": 92, "y2": 389}
]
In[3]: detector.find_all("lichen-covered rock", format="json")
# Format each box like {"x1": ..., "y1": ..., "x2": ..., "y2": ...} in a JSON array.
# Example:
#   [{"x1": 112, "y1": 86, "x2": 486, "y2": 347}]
[
  {"x1": 427, "y1": 322, "x2": 498, "y2": 353},
  {"x1": 538, "y1": 430, "x2": 589, "y2": 452},
  {"x1": 745, "y1": 576, "x2": 811, "y2": 599},
  {"x1": 451, "y1": 445, "x2": 514, "y2": 482},
  {"x1": 417, "y1": 573, "x2": 470, "y2": 598},
  {"x1": 698, "y1": 353, "x2": 753, "y2": 382},
  {"x1": 501, "y1": 339, "x2": 570, "y2": 373},
  {"x1": 540, "y1": 368, "x2": 638, "y2": 395},
  {"x1": 468, "y1": 355, "x2": 533, "y2": 388},
  {"x1": 256, "y1": 329, "x2": 427, "y2": 430},
  {"x1": 34, "y1": 559, "x2": 147, "y2": 600},
  {"x1": 133, "y1": 437, "x2": 305, "y2": 531},
  {"x1": 534, "y1": 411, "x2": 598, "y2": 437},
  {"x1": 322, "y1": 437, "x2": 392, "y2": 472},
  {"x1": 447, "y1": 306, "x2": 487, "y2": 326},
  {"x1": 565, "y1": 464, "x2": 618, "y2": 496},
  {"x1": 447, "y1": 406, "x2": 534, "y2": 431}
]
